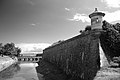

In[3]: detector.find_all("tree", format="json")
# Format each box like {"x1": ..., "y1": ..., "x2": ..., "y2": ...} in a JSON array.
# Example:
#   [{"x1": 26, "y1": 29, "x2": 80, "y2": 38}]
[
  {"x1": 0, "y1": 43, "x2": 3, "y2": 57},
  {"x1": 15, "y1": 47, "x2": 21, "y2": 57},
  {"x1": 0, "y1": 43, "x2": 21, "y2": 57}
]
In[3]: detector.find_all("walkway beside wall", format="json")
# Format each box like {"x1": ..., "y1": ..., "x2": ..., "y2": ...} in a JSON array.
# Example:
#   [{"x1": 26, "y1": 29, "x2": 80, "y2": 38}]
[{"x1": 94, "y1": 68, "x2": 120, "y2": 80}]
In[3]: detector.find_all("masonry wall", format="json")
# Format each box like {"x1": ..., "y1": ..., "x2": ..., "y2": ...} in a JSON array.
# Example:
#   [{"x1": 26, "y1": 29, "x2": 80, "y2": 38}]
[{"x1": 42, "y1": 30, "x2": 101, "y2": 80}]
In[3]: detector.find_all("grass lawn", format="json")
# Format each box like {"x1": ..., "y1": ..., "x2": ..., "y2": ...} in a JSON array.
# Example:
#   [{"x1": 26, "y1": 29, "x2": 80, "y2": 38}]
[
  {"x1": 0, "y1": 56, "x2": 15, "y2": 72},
  {"x1": 94, "y1": 67, "x2": 120, "y2": 80}
]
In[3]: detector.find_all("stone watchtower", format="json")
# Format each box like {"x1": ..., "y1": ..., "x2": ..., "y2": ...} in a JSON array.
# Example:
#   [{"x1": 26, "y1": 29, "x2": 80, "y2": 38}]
[
  {"x1": 89, "y1": 8, "x2": 109, "y2": 67},
  {"x1": 89, "y1": 8, "x2": 105, "y2": 29}
]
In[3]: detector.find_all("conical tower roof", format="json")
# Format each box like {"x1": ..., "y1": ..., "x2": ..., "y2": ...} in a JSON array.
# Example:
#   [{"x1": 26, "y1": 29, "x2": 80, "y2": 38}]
[{"x1": 89, "y1": 8, "x2": 105, "y2": 18}]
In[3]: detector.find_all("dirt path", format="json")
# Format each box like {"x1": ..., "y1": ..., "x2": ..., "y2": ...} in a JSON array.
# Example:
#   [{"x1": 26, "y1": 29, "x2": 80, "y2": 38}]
[{"x1": 94, "y1": 67, "x2": 120, "y2": 80}]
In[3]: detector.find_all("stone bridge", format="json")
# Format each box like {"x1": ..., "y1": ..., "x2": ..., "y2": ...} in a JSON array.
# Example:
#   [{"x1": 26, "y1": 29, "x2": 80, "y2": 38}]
[{"x1": 17, "y1": 56, "x2": 42, "y2": 63}]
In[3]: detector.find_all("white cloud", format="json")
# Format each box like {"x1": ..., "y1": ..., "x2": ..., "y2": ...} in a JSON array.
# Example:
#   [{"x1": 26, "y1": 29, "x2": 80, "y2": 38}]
[
  {"x1": 68, "y1": 13, "x2": 90, "y2": 23},
  {"x1": 16, "y1": 43, "x2": 51, "y2": 53},
  {"x1": 30, "y1": 23, "x2": 36, "y2": 26},
  {"x1": 103, "y1": 10, "x2": 120, "y2": 23},
  {"x1": 30, "y1": 23, "x2": 40, "y2": 27},
  {"x1": 101, "y1": 0, "x2": 120, "y2": 8},
  {"x1": 65, "y1": 8, "x2": 70, "y2": 11},
  {"x1": 68, "y1": 10, "x2": 120, "y2": 23}
]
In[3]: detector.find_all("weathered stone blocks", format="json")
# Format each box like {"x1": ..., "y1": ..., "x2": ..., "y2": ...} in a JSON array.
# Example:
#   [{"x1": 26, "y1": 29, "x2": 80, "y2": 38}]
[{"x1": 41, "y1": 30, "x2": 102, "y2": 80}]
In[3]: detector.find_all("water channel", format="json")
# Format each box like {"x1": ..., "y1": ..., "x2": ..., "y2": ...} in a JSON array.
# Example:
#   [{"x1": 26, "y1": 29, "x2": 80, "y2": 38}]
[{"x1": 0, "y1": 62, "x2": 43, "y2": 80}]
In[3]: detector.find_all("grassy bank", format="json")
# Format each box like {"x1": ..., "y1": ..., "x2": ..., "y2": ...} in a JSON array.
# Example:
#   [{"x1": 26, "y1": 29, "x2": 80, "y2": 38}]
[
  {"x1": 94, "y1": 67, "x2": 120, "y2": 80},
  {"x1": 0, "y1": 56, "x2": 16, "y2": 72}
]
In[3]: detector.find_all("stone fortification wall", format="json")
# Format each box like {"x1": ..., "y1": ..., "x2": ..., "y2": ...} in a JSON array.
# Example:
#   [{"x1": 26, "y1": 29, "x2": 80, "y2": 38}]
[{"x1": 42, "y1": 30, "x2": 101, "y2": 80}]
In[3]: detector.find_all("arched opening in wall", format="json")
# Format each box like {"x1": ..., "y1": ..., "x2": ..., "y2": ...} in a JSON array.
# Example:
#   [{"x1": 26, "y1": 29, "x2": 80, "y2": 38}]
[
  {"x1": 32, "y1": 58, "x2": 34, "y2": 61},
  {"x1": 24, "y1": 58, "x2": 26, "y2": 61},
  {"x1": 39, "y1": 58, "x2": 42, "y2": 60},
  {"x1": 35, "y1": 58, "x2": 38, "y2": 61},
  {"x1": 28, "y1": 58, "x2": 30, "y2": 61}
]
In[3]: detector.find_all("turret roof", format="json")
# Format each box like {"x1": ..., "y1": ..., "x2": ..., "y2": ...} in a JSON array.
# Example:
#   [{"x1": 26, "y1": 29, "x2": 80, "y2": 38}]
[{"x1": 89, "y1": 8, "x2": 105, "y2": 18}]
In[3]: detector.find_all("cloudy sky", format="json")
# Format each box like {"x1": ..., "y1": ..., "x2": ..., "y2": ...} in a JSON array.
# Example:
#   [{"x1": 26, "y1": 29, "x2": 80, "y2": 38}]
[{"x1": 0, "y1": 0, "x2": 120, "y2": 44}]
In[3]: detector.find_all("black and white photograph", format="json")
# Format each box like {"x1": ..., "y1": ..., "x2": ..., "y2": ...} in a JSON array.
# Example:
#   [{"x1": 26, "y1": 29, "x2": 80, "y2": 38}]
[{"x1": 0, "y1": 0, "x2": 120, "y2": 80}]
